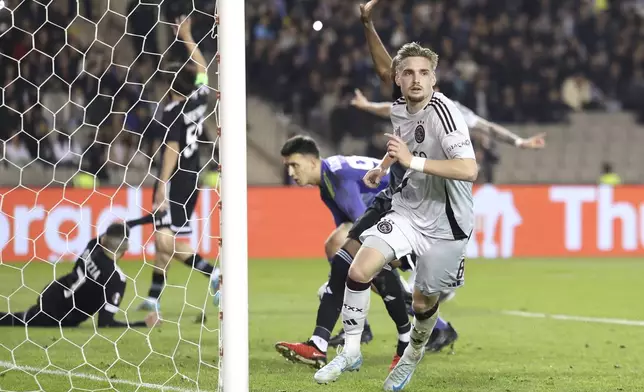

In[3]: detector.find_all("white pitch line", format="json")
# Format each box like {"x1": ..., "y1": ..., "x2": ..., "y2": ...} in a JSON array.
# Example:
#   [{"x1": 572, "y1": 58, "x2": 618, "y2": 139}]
[
  {"x1": 0, "y1": 360, "x2": 207, "y2": 392},
  {"x1": 502, "y1": 310, "x2": 644, "y2": 327}
]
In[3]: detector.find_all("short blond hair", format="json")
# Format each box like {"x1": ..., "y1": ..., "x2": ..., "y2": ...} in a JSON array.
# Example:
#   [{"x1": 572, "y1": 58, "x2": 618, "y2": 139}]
[{"x1": 391, "y1": 42, "x2": 439, "y2": 76}]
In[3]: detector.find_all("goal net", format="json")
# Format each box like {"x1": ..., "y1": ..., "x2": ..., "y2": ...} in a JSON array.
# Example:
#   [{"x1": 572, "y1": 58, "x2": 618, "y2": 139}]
[{"x1": 0, "y1": 0, "x2": 247, "y2": 391}]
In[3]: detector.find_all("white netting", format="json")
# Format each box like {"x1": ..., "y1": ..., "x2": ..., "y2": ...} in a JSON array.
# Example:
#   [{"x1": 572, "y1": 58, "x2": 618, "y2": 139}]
[{"x1": 0, "y1": 0, "x2": 221, "y2": 391}]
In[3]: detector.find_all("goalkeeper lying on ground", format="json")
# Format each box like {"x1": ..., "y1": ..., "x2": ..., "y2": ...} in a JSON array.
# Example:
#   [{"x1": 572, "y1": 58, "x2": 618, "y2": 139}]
[{"x1": 0, "y1": 223, "x2": 159, "y2": 328}]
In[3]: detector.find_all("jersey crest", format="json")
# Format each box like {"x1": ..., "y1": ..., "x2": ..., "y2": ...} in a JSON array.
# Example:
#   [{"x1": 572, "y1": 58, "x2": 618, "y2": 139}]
[{"x1": 414, "y1": 123, "x2": 425, "y2": 143}]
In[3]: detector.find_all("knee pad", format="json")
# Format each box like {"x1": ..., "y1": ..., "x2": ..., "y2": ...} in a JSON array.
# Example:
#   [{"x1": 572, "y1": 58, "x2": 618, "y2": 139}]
[{"x1": 362, "y1": 235, "x2": 396, "y2": 263}]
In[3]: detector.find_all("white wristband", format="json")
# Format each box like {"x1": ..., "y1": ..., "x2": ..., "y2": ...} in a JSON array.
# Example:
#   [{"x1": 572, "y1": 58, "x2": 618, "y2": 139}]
[
  {"x1": 514, "y1": 138, "x2": 523, "y2": 147},
  {"x1": 410, "y1": 157, "x2": 426, "y2": 172}
]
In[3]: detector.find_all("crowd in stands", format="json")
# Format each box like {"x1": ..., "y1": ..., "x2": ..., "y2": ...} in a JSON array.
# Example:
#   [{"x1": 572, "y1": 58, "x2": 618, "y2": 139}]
[
  {"x1": 0, "y1": 0, "x2": 216, "y2": 183},
  {"x1": 247, "y1": 0, "x2": 644, "y2": 182}
]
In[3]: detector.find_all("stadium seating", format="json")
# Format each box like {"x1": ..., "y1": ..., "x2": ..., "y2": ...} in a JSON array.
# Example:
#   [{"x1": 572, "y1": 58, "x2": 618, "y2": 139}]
[
  {"x1": 245, "y1": 0, "x2": 644, "y2": 184},
  {"x1": 3, "y1": 112, "x2": 640, "y2": 186},
  {"x1": 494, "y1": 112, "x2": 642, "y2": 184}
]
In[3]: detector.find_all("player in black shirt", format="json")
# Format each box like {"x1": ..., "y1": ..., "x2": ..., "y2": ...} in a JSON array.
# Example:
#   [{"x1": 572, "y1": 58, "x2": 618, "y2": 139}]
[
  {"x1": 0, "y1": 223, "x2": 159, "y2": 328},
  {"x1": 137, "y1": 16, "x2": 220, "y2": 311}
]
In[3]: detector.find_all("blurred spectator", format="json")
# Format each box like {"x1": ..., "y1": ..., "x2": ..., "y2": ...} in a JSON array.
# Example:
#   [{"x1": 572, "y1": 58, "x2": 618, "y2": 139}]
[
  {"x1": 561, "y1": 73, "x2": 594, "y2": 111},
  {"x1": 598, "y1": 162, "x2": 622, "y2": 185},
  {"x1": 127, "y1": 0, "x2": 160, "y2": 66},
  {"x1": 365, "y1": 132, "x2": 387, "y2": 159},
  {"x1": 4, "y1": 132, "x2": 31, "y2": 167},
  {"x1": 50, "y1": 131, "x2": 82, "y2": 166},
  {"x1": 471, "y1": 132, "x2": 499, "y2": 184},
  {"x1": 246, "y1": 0, "x2": 642, "y2": 153}
]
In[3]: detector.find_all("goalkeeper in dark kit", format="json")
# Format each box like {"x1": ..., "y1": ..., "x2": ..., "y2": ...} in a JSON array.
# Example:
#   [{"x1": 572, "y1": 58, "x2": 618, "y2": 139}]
[{"x1": 0, "y1": 223, "x2": 159, "y2": 328}]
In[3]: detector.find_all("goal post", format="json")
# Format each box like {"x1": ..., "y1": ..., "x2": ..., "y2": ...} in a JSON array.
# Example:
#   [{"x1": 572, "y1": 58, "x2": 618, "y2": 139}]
[
  {"x1": 0, "y1": 0, "x2": 248, "y2": 390},
  {"x1": 218, "y1": 0, "x2": 250, "y2": 390}
]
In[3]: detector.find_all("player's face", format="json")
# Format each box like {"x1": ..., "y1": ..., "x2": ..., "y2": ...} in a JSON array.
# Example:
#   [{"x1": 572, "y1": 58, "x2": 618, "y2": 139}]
[
  {"x1": 115, "y1": 240, "x2": 128, "y2": 261},
  {"x1": 396, "y1": 57, "x2": 436, "y2": 103},
  {"x1": 102, "y1": 235, "x2": 129, "y2": 261},
  {"x1": 283, "y1": 153, "x2": 317, "y2": 186}
]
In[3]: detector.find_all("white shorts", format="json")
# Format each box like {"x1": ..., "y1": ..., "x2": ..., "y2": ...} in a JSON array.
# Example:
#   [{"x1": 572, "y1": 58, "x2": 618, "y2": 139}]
[{"x1": 360, "y1": 211, "x2": 468, "y2": 295}]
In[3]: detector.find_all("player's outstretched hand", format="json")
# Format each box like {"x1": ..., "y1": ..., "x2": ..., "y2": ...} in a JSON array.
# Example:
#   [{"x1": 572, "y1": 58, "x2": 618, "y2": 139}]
[
  {"x1": 145, "y1": 311, "x2": 161, "y2": 328},
  {"x1": 350, "y1": 89, "x2": 369, "y2": 108},
  {"x1": 173, "y1": 15, "x2": 193, "y2": 39},
  {"x1": 363, "y1": 166, "x2": 386, "y2": 188},
  {"x1": 385, "y1": 133, "x2": 412, "y2": 168},
  {"x1": 519, "y1": 132, "x2": 546, "y2": 149},
  {"x1": 153, "y1": 187, "x2": 169, "y2": 212},
  {"x1": 359, "y1": 0, "x2": 380, "y2": 25}
]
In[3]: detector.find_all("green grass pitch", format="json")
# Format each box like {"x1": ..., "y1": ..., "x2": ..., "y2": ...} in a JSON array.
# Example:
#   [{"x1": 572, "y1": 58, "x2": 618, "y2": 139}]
[{"x1": 1, "y1": 258, "x2": 643, "y2": 392}]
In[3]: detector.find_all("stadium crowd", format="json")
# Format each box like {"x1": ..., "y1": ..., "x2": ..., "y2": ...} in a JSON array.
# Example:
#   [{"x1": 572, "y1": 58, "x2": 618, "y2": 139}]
[
  {"x1": 247, "y1": 0, "x2": 644, "y2": 181},
  {"x1": 0, "y1": 0, "x2": 216, "y2": 182}
]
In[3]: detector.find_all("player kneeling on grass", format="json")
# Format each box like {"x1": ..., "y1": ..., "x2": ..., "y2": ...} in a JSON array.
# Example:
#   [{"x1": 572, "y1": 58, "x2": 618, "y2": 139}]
[
  {"x1": 0, "y1": 223, "x2": 159, "y2": 328},
  {"x1": 274, "y1": 136, "x2": 457, "y2": 372}
]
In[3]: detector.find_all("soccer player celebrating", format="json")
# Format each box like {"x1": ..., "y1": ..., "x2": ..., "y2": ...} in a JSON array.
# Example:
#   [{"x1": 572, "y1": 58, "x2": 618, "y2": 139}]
[
  {"x1": 354, "y1": 0, "x2": 546, "y2": 352},
  {"x1": 0, "y1": 223, "x2": 159, "y2": 328},
  {"x1": 351, "y1": 86, "x2": 545, "y2": 310},
  {"x1": 275, "y1": 135, "x2": 458, "y2": 371},
  {"x1": 136, "y1": 16, "x2": 220, "y2": 311},
  {"x1": 314, "y1": 40, "x2": 477, "y2": 390}
]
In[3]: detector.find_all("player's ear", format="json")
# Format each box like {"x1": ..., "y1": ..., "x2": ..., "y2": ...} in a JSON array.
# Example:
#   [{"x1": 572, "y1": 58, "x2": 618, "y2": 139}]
[
  {"x1": 430, "y1": 71, "x2": 437, "y2": 87},
  {"x1": 394, "y1": 71, "x2": 401, "y2": 87}
]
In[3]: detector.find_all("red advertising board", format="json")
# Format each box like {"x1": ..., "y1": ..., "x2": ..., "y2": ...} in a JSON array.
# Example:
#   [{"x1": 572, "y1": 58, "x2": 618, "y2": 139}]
[{"x1": 1, "y1": 185, "x2": 643, "y2": 262}]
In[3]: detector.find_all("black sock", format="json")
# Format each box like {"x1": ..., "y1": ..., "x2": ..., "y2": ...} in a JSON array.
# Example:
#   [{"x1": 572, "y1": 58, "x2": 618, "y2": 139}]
[
  {"x1": 0, "y1": 311, "x2": 25, "y2": 327},
  {"x1": 0, "y1": 312, "x2": 12, "y2": 326},
  {"x1": 183, "y1": 254, "x2": 214, "y2": 277},
  {"x1": 125, "y1": 214, "x2": 155, "y2": 228},
  {"x1": 312, "y1": 248, "x2": 352, "y2": 349},
  {"x1": 148, "y1": 270, "x2": 165, "y2": 299},
  {"x1": 396, "y1": 338, "x2": 409, "y2": 356},
  {"x1": 396, "y1": 322, "x2": 411, "y2": 356}
]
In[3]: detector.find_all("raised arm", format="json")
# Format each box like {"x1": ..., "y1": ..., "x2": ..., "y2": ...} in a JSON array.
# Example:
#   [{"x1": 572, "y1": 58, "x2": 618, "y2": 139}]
[
  {"x1": 351, "y1": 89, "x2": 392, "y2": 118},
  {"x1": 475, "y1": 118, "x2": 546, "y2": 149},
  {"x1": 360, "y1": 0, "x2": 393, "y2": 84},
  {"x1": 175, "y1": 16, "x2": 208, "y2": 77}
]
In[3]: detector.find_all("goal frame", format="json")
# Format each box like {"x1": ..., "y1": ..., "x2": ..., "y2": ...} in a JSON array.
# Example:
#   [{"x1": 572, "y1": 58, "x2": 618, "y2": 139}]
[{"x1": 218, "y1": 0, "x2": 249, "y2": 390}]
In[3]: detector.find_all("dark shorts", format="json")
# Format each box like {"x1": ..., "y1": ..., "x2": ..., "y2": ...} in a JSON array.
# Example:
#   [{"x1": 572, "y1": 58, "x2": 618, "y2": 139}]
[
  {"x1": 347, "y1": 197, "x2": 392, "y2": 242},
  {"x1": 153, "y1": 174, "x2": 199, "y2": 236}
]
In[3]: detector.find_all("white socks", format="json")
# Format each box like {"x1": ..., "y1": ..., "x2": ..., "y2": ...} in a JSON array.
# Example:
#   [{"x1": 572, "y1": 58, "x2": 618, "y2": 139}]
[
  {"x1": 409, "y1": 308, "x2": 439, "y2": 352},
  {"x1": 341, "y1": 286, "x2": 370, "y2": 356}
]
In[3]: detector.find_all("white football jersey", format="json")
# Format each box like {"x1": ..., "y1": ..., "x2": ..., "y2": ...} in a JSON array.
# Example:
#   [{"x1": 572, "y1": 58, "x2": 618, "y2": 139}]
[{"x1": 390, "y1": 91, "x2": 476, "y2": 240}]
